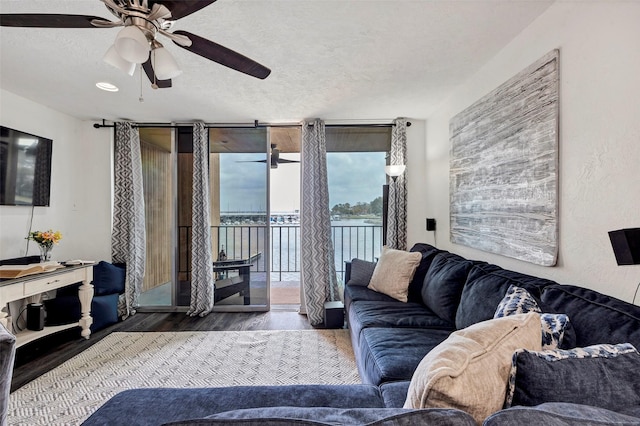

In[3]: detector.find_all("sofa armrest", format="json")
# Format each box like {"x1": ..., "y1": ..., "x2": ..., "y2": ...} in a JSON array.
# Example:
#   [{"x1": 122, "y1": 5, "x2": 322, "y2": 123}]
[{"x1": 344, "y1": 261, "x2": 352, "y2": 284}]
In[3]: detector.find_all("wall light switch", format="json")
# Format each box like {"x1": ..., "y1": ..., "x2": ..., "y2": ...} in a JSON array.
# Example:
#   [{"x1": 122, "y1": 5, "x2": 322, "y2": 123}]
[{"x1": 426, "y1": 218, "x2": 436, "y2": 231}]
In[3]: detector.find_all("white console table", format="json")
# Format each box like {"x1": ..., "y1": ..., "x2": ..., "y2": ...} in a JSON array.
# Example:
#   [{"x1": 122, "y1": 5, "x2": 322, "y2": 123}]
[{"x1": 0, "y1": 264, "x2": 93, "y2": 348}]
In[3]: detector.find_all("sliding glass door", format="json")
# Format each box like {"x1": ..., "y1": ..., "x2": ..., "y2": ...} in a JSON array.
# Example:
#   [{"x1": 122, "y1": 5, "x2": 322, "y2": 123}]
[
  {"x1": 137, "y1": 126, "x2": 271, "y2": 311},
  {"x1": 209, "y1": 127, "x2": 269, "y2": 310},
  {"x1": 135, "y1": 124, "x2": 389, "y2": 312}
]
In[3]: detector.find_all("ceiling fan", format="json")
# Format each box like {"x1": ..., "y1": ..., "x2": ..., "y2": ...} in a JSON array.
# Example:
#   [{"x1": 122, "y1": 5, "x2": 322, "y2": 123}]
[
  {"x1": 238, "y1": 144, "x2": 300, "y2": 169},
  {"x1": 0, "y1": 0, "x2": 271, "y2": 88}
]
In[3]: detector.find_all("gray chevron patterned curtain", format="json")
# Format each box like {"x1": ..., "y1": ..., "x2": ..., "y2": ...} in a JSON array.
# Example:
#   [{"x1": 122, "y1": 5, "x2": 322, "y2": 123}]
[
  {"x1": 301, "y1": 119, "x2": 340, "y2": 325},
  {"x1": 188, "y1": 122, "x2": 215, "y2": 316},
  {"x1": 112, "y1": 122, "x2": 146, "y2": 317},
  {"x1": 386, "y1": 118, "x2": 408, "y2": 250}
]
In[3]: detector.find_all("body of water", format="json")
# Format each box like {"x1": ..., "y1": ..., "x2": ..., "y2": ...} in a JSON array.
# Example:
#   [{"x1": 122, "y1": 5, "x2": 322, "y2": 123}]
[{"x1": 214, "y1": 218, "x2": 383, "y2": 281}]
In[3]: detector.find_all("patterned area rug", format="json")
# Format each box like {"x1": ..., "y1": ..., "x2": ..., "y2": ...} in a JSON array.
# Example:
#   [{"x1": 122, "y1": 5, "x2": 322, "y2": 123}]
[{"x1": 9, "y1": 329, "x2": 360, "y2": 425}]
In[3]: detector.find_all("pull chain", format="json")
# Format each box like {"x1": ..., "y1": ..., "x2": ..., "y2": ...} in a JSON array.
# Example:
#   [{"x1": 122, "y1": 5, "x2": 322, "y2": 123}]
[
  {"x1": 139, "y1": 64, "x2": 144, "y2": 103},
  {"x1": 151, "y1": 50, "x2": 159, "y2": 90}
]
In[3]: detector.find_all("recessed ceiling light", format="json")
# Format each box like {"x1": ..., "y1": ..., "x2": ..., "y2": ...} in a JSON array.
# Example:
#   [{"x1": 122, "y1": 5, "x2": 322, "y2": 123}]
[{"x1": 96, "y1": 82, "x2": 119, "y2": 92}]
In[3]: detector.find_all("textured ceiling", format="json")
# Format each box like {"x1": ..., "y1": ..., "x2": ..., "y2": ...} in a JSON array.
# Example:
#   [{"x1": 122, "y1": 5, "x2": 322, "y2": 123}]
[{"x1": 0, "y1": 0, "x2": 554, "y2": 123}]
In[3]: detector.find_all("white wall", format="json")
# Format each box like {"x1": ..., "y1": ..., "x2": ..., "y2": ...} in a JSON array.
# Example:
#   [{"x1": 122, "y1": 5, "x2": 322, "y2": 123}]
[
  {"x1": 416, "y1": 2, "x2": 640, "y2": 303},
  {"x1": 0, "y1": 89, "x2": 113, "y2": 262}
]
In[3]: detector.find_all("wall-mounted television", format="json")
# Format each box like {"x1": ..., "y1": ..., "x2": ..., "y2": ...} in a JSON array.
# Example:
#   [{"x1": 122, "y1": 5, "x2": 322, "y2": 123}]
[{"x1": 0, "y1": 126, "x2": 53, "y2": 206}]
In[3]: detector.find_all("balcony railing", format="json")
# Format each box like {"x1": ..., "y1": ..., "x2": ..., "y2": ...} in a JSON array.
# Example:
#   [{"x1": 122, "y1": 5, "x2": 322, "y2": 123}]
[{"x1": 178, "y1": 224, "x2": 382, "y2": 282}]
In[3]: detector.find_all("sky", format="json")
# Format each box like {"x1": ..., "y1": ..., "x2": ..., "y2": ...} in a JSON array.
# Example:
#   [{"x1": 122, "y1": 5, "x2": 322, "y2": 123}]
[{"x1": 219, "y1": 152, "x2": 387, "y2": 213}]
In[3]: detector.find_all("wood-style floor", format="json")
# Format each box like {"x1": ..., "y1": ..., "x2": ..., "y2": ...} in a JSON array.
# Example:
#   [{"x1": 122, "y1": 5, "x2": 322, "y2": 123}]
[{"x1": 12, "y1": 309, "x2": 313, "y2": 393}]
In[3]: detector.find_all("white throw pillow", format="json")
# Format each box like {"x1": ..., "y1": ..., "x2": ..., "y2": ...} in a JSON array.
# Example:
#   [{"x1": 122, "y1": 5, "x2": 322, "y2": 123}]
[
  {"x1": 404, "y1": 312, "x2": 542, "y2": 424},
  {"x1": 367, "y1": 246, "x2": 421, "y2": 302}
]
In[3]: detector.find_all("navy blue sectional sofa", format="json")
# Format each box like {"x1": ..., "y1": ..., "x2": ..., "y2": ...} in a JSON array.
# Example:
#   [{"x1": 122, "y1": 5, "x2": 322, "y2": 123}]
[
  {"x1": 80, "y1": 243, "x2": 640, "y2": 425},
  {"x1": 344, "y1": 244, "x2": 640, "y2": 423}
]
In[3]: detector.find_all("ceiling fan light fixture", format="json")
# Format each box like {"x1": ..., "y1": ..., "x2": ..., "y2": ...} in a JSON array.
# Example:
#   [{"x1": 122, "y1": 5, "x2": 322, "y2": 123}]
[
  {"x1": 103, "y1": 45, "x2": 136, "y2": 76},
  {"x1": 114, "y1": 25, "x2": 150, "y2": 63},
  {"x1": 151, "y1": 44, "x2": 182, "y2": 80}
]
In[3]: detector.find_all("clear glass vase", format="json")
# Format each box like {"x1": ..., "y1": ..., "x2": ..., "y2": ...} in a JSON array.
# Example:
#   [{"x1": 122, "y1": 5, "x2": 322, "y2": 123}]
[{"x1": 39, "y1": 244, "x2": 53, "y2": 262}]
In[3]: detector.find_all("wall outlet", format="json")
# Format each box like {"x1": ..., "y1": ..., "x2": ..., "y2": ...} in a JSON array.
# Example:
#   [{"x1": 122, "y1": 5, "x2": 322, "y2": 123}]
[{"x1": 426, "y1": 218, "x2": 436, "y2": 231}]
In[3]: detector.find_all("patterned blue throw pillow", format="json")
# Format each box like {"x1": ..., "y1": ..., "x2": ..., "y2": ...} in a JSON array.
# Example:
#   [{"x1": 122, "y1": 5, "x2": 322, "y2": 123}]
[
  {"x1": 494, "y1": 284, "x2": 542, "y2": 316},
  {"x1": 505, "y1": 343, "x2": 640, "y2": 410},
  {"x1": 495, "y1": 285, "x2": 570, "y2": 350},
  {"x1": 539, "y1": 313, "x2": 569, "y2": 350}
]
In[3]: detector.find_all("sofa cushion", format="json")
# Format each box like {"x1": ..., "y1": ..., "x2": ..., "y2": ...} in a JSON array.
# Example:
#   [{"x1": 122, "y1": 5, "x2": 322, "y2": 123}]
[
  {"x1": 348, "y1": 300, "x2": 452, "y2": 337},
  {"x1": 367, "y1": 247, "x2": 421, "y2": 302},
  {"x1": 455, "y1": 264, "x2": 556, "y2": 330},
  {"x1": 621, "y1": 406, "x2": 640, "y2": 418},
  {"x1": 404, "y1": 313, "x2": 542, "y2": 425},
  {"x1": 347, "y1": 300, "x2": 453, "y2": 365},
  {"x1": 506, "y1": 343, "x2": 640, "y2": 412},
  {"x1": 344, "y1": 284, "x2": 398, "y2": 314},
  {"x1": 173, "y1": 407, "x2": 476, "y2": 426},
  {"x1": 541, "y1": 284, "x2": 640, "y2": 348},
  {"x1": 421, "y1": 252, "x2": 476, "y2": 325},
  {"x1": 358, "y1": 327, "x2": 452, "y2": 385},
  {"x1": 93, "y1": 261, "x2": 126, "y2": 296},
  {"x1": 484, "y1": 402, "x2": 640, "y2": 426},
  {"x1": 346, "y1": 259, "x2": 377, "y2": 286},
  {"x1": 379, "y1": 381, "x2": 411, "y2": 408},
  {"x1": 82, "y1": 385, "x2": 388, "y2": 426},
  {"x1": 407, "y1": 243, "x2": 444, "y2": 303}
]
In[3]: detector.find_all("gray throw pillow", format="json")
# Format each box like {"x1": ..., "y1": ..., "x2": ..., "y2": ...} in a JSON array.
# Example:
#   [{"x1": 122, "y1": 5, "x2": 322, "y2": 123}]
[
  {"x1": 485, "y1": 403, "x2": 640, "y2": 426},
  {"x1": 347, "y1": 259, "x2": 377, "y2": 286},
  {"x1": 506, "y1": 343, "x2": 640, "y2": 411},
  {"x1": 368, "y1": 247, "x2": 422, "y2": 302}
]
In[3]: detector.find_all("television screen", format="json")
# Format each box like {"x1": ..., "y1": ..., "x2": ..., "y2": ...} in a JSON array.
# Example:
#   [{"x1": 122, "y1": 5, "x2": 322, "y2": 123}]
[{"x1": 0, "y1": 126, "x2": 52, "y2": 206}]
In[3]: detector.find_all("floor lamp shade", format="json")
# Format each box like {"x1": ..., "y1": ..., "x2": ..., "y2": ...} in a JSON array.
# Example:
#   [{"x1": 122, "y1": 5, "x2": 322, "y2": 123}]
[{"x1": 608, "y1": 228, "x2": 640, "y2": 265}]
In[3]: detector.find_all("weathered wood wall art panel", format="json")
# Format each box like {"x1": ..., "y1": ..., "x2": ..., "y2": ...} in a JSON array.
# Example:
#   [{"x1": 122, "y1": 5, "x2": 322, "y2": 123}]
[{"x1": 449, "y1": 50, "x2": 559, "y2": 266}]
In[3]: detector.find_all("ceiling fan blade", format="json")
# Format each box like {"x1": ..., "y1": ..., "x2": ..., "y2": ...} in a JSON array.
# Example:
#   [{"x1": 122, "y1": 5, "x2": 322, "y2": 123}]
[
  {"x1": 236, "y1": 160, "x2": 267, "y2": 164},
  {"x1": 172, "y1": 30, "x2": 271, "y2": 80},
  {"x1": 90, "y1": 18, "x2": 123, "y2": 28},
  {"x1": 0, "y1": 14, "x2": 107, "y2": 28},
  {"x1": 277, "y1": 158, "x2": 301, "y2": 164},
  {"x1": 142, "y1": 59, "x2": 172, "y2": 88},
  {"x1": 159, "y1": 29, "x2": 192, "y2": 47},
  {"x1": 150, "y1": 1, "x2": 217, "y2": 20},
  {"x1": 147, "y1": 4, "x2": 172, "y2": 21}
]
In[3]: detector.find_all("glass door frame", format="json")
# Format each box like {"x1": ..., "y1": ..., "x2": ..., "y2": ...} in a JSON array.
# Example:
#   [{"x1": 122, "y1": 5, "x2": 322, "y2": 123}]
[{"x1": 210, "y1": 126, "x2": 271, "y2": 312}]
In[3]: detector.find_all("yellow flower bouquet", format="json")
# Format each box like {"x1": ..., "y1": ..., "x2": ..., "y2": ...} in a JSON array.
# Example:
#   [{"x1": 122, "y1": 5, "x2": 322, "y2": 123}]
[{"x1": 27, "y1": 230, "x2": 62, "y2": 262}]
